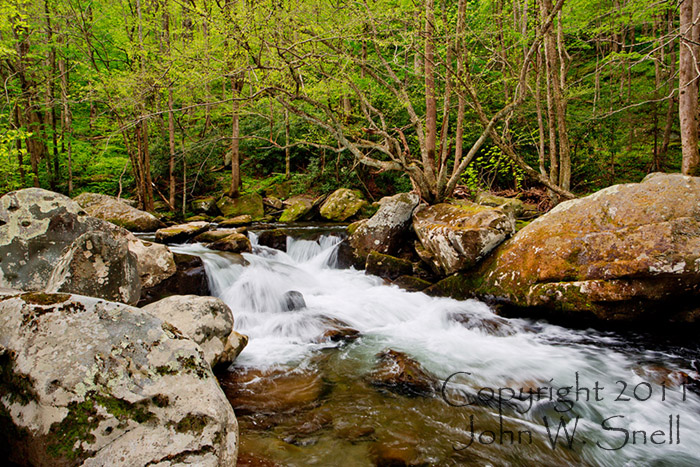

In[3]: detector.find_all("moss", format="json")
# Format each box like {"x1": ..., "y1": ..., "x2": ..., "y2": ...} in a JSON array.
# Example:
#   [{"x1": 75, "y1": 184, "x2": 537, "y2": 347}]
[
  {"x1": 365, "y1": 252, "x2": 413, "y2": 280},
  {"x1": 47, "y1": 399, "x2": 101, "y2": 461},
  {"x1": 144, "y1": 445, "x2": 215, "y2": 466},
  {"x1": 20, "y1": 292, "x2": 70, "y2": 306},
  {"x1": 152, "y1": 394, "x2": 170, "y2": 408},
  {"x1": 93, "y1": 394, "x2": 155, "y2": 426},
  {"x1": 155, "y1": 365, "x2": 178, "y2": 376},
  {"x1": 0, "y1": 349, "x2": 39, "y2": 405},
  {"x1": 175, "y1": 414, "x2": 209, "y2": 434}
]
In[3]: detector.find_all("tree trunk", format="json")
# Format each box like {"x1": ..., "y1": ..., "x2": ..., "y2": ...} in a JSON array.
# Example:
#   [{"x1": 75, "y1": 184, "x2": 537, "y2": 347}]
[
  {"x1": 679, "y1": 0, "x2": 700, "y2": 175},
  {"x1": 285, "y1": 108, "x2": 291, "y2": 179},
  {"x1": 59, "y1": 54, "x2": 73, "y2": 195},
  {"x1": 424, "y1": 0, "x2": 438, "y2": 194},
  {"x1": 228, "y1": 78, "x2": 244, "y2": 198}
]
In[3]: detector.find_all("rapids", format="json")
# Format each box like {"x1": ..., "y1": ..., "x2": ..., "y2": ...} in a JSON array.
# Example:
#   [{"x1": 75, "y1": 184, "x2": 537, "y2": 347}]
[{"x1": 172, "y1": 231, "x2": 700, "y2": 466}]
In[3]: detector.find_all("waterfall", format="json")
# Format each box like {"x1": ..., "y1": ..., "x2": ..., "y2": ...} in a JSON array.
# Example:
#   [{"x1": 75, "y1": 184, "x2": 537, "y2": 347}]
[{"x1": 173, "y1": 233, "x2": 700, "y2": 465}]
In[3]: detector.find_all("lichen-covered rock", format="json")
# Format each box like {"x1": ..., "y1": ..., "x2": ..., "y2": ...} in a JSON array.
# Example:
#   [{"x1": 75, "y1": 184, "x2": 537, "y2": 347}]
[
  {"x1": 365, "y1": 251, "x2": 413, "y2": 281},
  {"x1": 139, "y1": 253, "x2": 211, "y2": 306},
  {"x1": 191, "y1": 197, "x2": 219, "y2": 215},
  {"x1": 142, "y1": 295, "x2": 242, "y2": 368},
  {"x1": 155, "y1": 221, "x2": 210, "y2": 244},
  {"x1": 279, "y1": 195, "x2": 315, "y2": 222},
  {"x1": 127, "y1": 238, "x2": 177, "y2": 291},
  {"x1": 0, "y1": 292, "x2": 238, "y2": 466},
  {"x1": 367, "y1": 349, "x2": 437, "y2": 397},
  {"x1": 319, "y1": 188, "x2": 367, "y2": 222},
  {"x1": 263, "y1": 197, "x2": 283, "y2": 211},
  {"x1": 45, "y1": 231, "x2": 141, "y2": 305},
  {"x1": 412, "y1": 201, "x2": 515, "y2": 276},
  {"x1": 210, "y1": 233, "x2": 252, "y2": 253},
  {"x1": 74, "y1": 192, "x2": 164, "y2": 232},
  {"x1": 216, "y1": 194, "x2": 264, "y2": 220},
  {"x1": 465, "y1": 173, "x2": 700, "y2": 322},
  {"x1": 0, "y1": 188, "x2": 128, "y2": 292},
  {"x1": 347, "y1": 192, "x2": 420, "y2": 264},
  {"x1": 222, "y1": 331, "x2": 248, "y2": 364}
]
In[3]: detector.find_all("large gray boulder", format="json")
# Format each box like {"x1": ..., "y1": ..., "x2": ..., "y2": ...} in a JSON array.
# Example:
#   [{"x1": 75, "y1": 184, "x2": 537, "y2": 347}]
[
  {"x1": 45, "y1": 231, "x2": 141, "y2": 305},
  {"x1": 126, "y1": 237, "x2": 177, "y2": 290},
  {"x1": 74, "y1": 192, "x2": 164, "y2": 232},
  {"x1": 347, "y1": 192, "x2": 419, "y2": 263},
  {"x1": 0, "y1": 292, "x2": 238, "y2": 466},
  {"x1": 142, "y1": 295, "x2": 246, "y2": 368},
  {"x1": 0, "y1": 188, "x2": 125, "y2": 292},
  {"x1": 457, "y1": 173, "x2": 700, "y2": 323},
  {"x1": 412, "y1": 201, "x2": 515, "y2": 276}
]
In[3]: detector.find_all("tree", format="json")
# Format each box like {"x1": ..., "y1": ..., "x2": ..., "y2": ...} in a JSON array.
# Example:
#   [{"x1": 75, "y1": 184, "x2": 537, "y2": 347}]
[{"x1": 679, "y1": 0, "x2": 700, "y2": 175}]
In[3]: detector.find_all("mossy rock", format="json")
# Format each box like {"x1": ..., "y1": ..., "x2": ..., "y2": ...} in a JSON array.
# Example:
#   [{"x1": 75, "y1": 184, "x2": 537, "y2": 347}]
[
  {"x1": 210, "y1": 233, "x2": 252, "y2": 253},
  {"x1": 319, "y1": 189, "x2": 367, "y2": 222},
  {"x1": 279, "y1": 195, "x2": 315, "y2": 223},
  {"x1": 392, "y1": 275, "x2": 432, "y2": 292},
  {"x1": 218, "y1": 215, "x2": 253, "y2": 227},
  {"x1": 365, "y1": 251, "x2": 413, "y2": 281},
  {"x1": 216, "y1": 193, "x2": 264, "y2": 220}
]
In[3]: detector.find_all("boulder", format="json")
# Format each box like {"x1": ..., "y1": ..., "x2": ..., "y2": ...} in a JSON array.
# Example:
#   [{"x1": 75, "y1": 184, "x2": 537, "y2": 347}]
[
  {"x1": 155, "y1": 221, "x2": 210, "y2": 244},
  {"x1": 195, "y1": 229, "x2": 243, "y2": 243},
  {"x1": 126, "y1": 238, "x2": 177, "y2": 290},
  {"x1": 475, "y1": 192, "x2": 525, "y2": 217},
  {"x1": 412, "y1": 201, "x2": 515, "y2": 276},
  {"x1": 347, "y1": 193, "x2": 420, "y2": 264},
  {"x1": 263, "y1": 197, "x2": 284, "y2": 211},
  {"x1": 365, "y1": 251, "x2": 413, "y2": 281},
  {"x1": 45, "y1": 231, "x2": 141, "y2": 306},
  {"x1": 191, "y1": 197, "x2": 219, "y2": 215},
  {"x1": 142, "y1": 295, "x2": 243, "y2": 368},
  {"x1": 216, "y1": 194, "x2": 264, "y2": 220},
  {"x1": 185, "y1": 214, "x2": 211, "y2": 223},
  {"x1": 279, "y1": 195, "x2": 315, "y2": 223},
  {"x1": 218, "y1": 215, "x2": 253, "y2": 227},
  {"x1": 222, "y1": 331, "x2": 249, "y2": 364},
  {"x1": 463, "y1": 173, "x2": 700, "y2": 323},
  {"x1": 0, "y1": 188, "x2": 126, "y2": 292},
  {"x1": 319, "y1": 188, "x2": 367, "y2": 222},
  {"x1": 74, "y1": 192, "x2": 164, "y2": 232},
  {"x1": 210, "y1": 233, "x2": 252, "y2": 253},
  {"x1": 367, "y1": 349, "x2": 437, "y2": 397},
  {"x1": 139, "y1": 253, "x2": 211, "y2": 306},
  {"x1": 257, "y1": 229, "x2": 288, "y2": 252},
  {"x1": 0, "y1": 292, "x2": 238, "y2": 466}
]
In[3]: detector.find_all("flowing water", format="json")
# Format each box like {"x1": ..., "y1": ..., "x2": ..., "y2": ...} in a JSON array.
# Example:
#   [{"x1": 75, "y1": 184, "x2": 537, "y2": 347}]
[{"x1": 173, "y1": 231, "x2": 700, "y2": 466}]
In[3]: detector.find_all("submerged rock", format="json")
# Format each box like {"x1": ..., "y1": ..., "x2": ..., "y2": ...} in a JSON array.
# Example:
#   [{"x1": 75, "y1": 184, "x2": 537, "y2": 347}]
[
  {"x1": 45, "y1": 231, "x2": 141, "y2": 305},
  {"x1": 283, "y1": 290, "x2": 306, "y2": 311},
  {"x1": 412, "y1": 201, "x2": 515, "y2": 276},
  {"x1": 155, "y1": 221, "x2": 210, "y2": 244},
  {"x1": 463, "y1": 173, "x2": 700, "y2": 323},
  {"x1": 220, "y1": 368, "x2": 324, "y2": 414},
  {"x1": 319, "y1": 189, "x2": 367, "y2": 222},
  {"x1": 0, "y1": 292, "x2": 238, "y2": 466},
  {"x1": 210, "y1": 233, "x2": 252, "y2": 253},
  {"x1": 347, "y1": 192, "x2": 420, "y2": 265},
  {"x1": 367, "y1": 349, "x2": 437, "y2": 397},
  {"x1": 74, "y1": 192, "x2": 164, "y2": 232},
  {"x1": 142, "y1": 295, "x2": 243, "y2": 368},
  {"x1": 217, "y1": 193, "x2": 264, "y2": 220}
]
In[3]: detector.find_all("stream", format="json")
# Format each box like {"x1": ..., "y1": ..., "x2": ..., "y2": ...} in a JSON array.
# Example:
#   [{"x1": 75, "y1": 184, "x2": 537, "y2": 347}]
[{"x1": 172, "y1": 228, "x2": 700, "y2": 466}]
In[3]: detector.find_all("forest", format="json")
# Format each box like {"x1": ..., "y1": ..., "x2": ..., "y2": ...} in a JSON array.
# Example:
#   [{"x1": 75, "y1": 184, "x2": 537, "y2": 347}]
[{"x1": 1, "y1": 0, "x2": 699, "y2": 212}]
